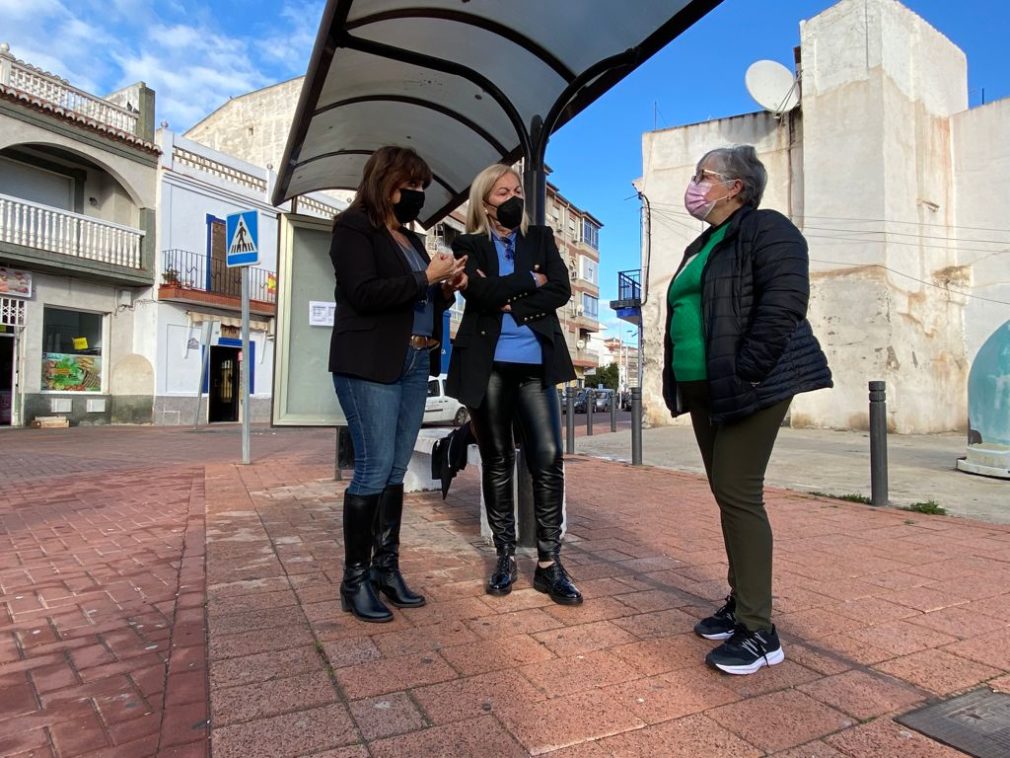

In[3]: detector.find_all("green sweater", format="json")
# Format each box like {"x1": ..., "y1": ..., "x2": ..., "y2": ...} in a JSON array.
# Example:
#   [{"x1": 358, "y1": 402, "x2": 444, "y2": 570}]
[{"x1": 667, "y1": 223, "x2": 729, "y2": 381}]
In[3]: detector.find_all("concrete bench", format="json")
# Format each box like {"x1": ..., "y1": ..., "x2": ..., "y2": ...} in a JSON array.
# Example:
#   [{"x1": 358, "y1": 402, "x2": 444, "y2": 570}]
[{"x1": 405, "y1": 428, "x2": 566, "y2": 544}]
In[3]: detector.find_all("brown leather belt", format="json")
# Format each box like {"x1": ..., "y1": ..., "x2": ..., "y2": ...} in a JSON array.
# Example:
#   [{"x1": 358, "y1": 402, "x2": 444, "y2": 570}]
[{"x1": 408, "y1": 334, "x2": 440, "y2": 351}]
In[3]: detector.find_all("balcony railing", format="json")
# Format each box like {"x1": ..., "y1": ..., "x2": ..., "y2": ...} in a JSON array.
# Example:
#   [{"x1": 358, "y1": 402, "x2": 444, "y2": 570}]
[
  {"x1": 617, "y1": 269, "x2": 641, "y2": 303},
  {"x1": 0, "y1": 193, "x2": 144, "y2": 268},
  {"x1": 0, "y1": 45, "x2": 140, "y2": 136},
  {"x1": 161, "y1": 249, "x2": 276, "y2": 304}
]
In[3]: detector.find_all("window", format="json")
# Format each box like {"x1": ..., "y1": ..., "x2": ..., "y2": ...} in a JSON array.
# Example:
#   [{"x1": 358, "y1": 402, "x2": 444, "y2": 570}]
[
  {"x1": 582, "y1": 294, "x2": 599, "y2": 320},
  {"x1": 41, "y1": 307, "x2": 104, "y2": 392},
  {"x1": 582, "y1": 219, "x2": 600, "y2": 250},
  {"x1": 580, "y1": 256, "x2": 597, "y2": 285},
  {"x1": 427, "y1": 379, "x2": 440, "y2": 398},
  {"x1": 0, "y1": 156, "x2": 75, "y2": 211}
]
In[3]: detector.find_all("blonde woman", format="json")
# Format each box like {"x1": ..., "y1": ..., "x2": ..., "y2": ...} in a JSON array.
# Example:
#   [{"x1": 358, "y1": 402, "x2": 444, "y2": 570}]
[{"x1": 446, "y1": 164, "x2": 581, "y2": 604}]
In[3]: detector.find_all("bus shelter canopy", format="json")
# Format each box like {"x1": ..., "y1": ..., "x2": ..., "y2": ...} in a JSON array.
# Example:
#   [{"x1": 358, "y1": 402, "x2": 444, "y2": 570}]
[{"x1": 272, "y1": 0, "x2": 723, "y2": 226}]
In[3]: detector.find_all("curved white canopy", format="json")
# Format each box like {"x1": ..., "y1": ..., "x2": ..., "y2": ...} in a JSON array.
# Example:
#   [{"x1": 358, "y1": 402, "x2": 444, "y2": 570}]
[{"x1": 273, "y1": 0, "x2": 724, "y2": 226}]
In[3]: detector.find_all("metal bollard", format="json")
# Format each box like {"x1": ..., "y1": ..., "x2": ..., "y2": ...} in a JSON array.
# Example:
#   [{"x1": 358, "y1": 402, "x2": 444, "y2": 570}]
[
  {"x1": 869, "y1": 380, "x2": 888, "y2": 505},
  {"x1": 586, "y1": 390, "x2": 594, "y2": 436},
  {"x1": 610, "y1": 393, "x2": 617, "y2": 432},
  {"x1": 631, "y1": 387, "x2": 643, "y2": 466},
  {"x1": 565, "y1": 388, "x2": 575, "y2": 454},
  {"x1": 334, "y1": 426, "x2": 343, "y2": 481}
]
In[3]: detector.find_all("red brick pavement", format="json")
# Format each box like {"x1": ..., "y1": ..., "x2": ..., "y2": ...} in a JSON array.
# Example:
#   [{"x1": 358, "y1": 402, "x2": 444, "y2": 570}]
[
  {"x1": 5, "y1": 425, "x2": 1010, "y2": 756},
  {"x1": 0, "y1": 426, "x2": 331, "y2": 758}
]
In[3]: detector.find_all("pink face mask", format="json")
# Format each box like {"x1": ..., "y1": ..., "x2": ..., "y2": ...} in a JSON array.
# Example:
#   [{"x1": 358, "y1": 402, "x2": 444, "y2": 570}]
[{"x1": 684, "y1": 180, "x2": 718, "y2": 221}]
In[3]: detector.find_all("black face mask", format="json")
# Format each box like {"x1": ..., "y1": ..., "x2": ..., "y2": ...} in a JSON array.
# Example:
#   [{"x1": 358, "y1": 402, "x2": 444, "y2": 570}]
[
  {"x1": 493, "y1": 196, "x2": 524, "y2": 230},
  {"x1": 393, "y1": 188, "x2": 425, "y2": 224}
]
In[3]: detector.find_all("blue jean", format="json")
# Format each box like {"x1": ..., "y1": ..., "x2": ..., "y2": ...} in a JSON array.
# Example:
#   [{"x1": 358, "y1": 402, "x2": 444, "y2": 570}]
[{"x1": 333, "y1": 346, "x2": 431, "y2": 496}]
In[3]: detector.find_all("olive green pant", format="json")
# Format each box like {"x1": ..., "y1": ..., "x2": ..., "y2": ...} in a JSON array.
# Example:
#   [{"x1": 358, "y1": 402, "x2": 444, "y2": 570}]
[{"x1": 680, "y1": 381, "x2": 790, "y2": 632}]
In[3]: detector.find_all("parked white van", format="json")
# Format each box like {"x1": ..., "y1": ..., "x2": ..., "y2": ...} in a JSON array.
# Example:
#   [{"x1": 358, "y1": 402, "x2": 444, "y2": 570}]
[{"x1": 424, "y1": 374, "x2": 469, "y2": 426}]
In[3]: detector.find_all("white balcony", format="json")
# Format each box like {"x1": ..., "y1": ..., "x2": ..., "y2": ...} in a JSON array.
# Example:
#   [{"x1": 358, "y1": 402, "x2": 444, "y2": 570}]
[
  {"x1": 0, "y1": 193, "x2": 144, "y2": 269},
  {"x1": 0, "y1": 44, "x2": 140, "y2": 136}
]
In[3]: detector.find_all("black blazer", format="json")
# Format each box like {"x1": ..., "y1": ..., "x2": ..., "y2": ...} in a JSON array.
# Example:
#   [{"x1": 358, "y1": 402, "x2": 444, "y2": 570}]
[
  {"x1": 445, "y1": 226, "x2": 576, "y2": 408},
  {"x1": 328, "y1": 207, "x2": 450, "y2": 382}
]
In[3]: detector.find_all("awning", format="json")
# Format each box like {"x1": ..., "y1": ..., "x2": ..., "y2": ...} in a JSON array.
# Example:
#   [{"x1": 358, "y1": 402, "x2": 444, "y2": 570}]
[
  {"x1": 187, "y1": 311, "x2": 272, "y2": 333},
  {"x1": 272, "y1": 0, "x2": 724, "y2": 225}
]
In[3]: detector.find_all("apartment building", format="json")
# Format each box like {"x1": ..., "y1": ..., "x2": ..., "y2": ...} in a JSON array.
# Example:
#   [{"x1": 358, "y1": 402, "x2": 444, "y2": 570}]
[
  {"x1": 0, "y1": 43, "x2": 158, "y2": 426},
  {"x1": 151, "y1": 129, "x2": 343, "y2": 425}
]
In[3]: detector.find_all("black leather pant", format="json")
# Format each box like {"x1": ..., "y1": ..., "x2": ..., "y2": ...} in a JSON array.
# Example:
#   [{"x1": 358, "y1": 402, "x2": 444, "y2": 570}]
[{"x1": 468, "y1": 362, "x2": 565, "y2": 562}]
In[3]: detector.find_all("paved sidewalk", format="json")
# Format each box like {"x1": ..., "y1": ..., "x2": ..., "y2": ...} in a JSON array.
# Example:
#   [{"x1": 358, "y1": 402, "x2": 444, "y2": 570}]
[
  {"x1": 3, "y1": 425, "x2": 1009, "y2": 756},
  {"x1": 575, "y1": 424, "x2": 1009, "y2": 524}
]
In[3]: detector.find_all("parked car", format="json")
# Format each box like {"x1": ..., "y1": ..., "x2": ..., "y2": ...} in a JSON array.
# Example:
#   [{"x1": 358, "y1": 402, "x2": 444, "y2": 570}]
[
  {"x1": 559, "y1": 388, "x2": 582, "y2": 413},
  {"x1": 573, "y1": 389, "x2": 588, "y2": 413},
  {"x1": 424, "y1": 374, "x2": 468, "y2": 426},
  {"x1": 593, "y1": 388, "x2": 614, "y2": 412}
]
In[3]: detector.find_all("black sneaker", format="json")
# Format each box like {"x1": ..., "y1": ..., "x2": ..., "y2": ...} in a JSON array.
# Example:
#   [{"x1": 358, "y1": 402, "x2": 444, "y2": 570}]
[
  {"x1": 694, "y1": 595, "x2": 736, "y2": 640},
  {"x1": 706, "y1": 624, "x2": 784, "y2": 675}
]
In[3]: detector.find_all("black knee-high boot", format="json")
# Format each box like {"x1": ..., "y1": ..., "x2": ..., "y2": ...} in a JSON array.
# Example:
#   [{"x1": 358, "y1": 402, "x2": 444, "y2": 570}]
[
  {"x1": 370, "y1": 484, "x2": 425, "y2": 608},
  {"x1": 340, "y1": 491, "x2": 393, "y2": 622}
]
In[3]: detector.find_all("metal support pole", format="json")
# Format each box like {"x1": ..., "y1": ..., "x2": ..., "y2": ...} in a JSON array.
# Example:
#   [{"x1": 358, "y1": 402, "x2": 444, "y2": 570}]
[
  {"x1": 631, "y1": 387, "x2": 643, "y2": 466},
  {"x1": 869, "y1": 380, "x2": 888, "y2": 505},
  {"x1": 610, "y1": 393, "x2": 617, "y2": 432},
  {"x1": 516, "y1": 446, "x2": 536, "y2": 548},
  {"x1": 334, "y1": 427, "x2": 343, "y2": 481},
  {"x1": 240, "y1": 267, "x2": 251, "y2": 465},
  {"x1": 565, "y1": 388, "x2": 575, "y2": 454},
  {"x1": 586, "y1": 390, "x2": 594, "y2": 436},
  {"x1": 193, "y1": 320, "x2": 213, "y2": 429}
]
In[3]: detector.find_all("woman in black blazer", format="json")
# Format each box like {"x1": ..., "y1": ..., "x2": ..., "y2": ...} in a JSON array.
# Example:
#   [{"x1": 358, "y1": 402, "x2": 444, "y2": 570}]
[
  {"x1": 446, "y1": 163, "x2": 581, "y2": 605},
  {"x1": 330, "y1": 146, "x2": 465, "y2": 623}
]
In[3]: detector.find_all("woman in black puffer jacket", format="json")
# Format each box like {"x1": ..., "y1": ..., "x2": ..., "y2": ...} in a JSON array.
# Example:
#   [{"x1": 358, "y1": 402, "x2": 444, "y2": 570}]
[{"x1": 663, "y1": 145, "x2": 832, "y2": 676}]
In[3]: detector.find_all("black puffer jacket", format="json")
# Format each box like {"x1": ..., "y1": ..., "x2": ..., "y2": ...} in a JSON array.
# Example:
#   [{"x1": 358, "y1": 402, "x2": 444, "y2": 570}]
[{"x1": 662, "y1": 206, "x2": 832, "y2": 424}]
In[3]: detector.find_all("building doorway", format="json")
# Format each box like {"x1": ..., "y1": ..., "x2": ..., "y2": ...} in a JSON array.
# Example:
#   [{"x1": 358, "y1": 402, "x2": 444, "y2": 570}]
[
  {"x1": 0, "y1": 333, "x2": 14, "y2": 425},
  {"x1": 208, "y1": 345, "x2": 239, "y2": 423}
]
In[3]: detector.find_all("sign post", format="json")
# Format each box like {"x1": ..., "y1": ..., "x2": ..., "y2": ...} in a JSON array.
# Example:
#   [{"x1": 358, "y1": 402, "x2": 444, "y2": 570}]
[{"x1": 226, "y1": 210, "x2": 259, "y2": 465}]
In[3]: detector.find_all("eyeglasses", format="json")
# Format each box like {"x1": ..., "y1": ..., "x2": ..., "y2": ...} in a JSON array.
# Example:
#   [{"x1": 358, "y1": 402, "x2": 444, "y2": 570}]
[{"x1": 692, "y1": 168, "x2": 729, "y2": 183}]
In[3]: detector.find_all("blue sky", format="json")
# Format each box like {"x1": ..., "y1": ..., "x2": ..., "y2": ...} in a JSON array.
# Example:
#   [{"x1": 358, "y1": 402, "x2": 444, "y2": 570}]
[{"x1": 3, "y1": 0, "x2": 1006, "y2": 340}]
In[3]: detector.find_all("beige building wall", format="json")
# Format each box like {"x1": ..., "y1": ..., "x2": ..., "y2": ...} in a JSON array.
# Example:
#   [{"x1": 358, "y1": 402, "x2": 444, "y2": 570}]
[{"x1": 638, "y1": 0, "x2": 1008, "y2": 434}]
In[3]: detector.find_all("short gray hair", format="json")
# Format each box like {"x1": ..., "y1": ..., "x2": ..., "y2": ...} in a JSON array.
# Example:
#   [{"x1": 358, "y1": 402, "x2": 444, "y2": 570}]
[{"x1": 698, "y1": 145, "x2": 767, "y2": 208}]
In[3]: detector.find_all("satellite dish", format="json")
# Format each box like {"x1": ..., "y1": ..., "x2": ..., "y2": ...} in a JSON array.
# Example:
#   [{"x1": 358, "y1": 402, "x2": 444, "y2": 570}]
[{"x1": 745, "y1": 60, "x2": 799, "y2": 114}]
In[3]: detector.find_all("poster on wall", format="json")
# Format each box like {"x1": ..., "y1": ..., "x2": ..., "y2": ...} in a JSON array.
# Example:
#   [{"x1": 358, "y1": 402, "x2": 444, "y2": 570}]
[
  {"x1": 0, "y1": 267, "x2": 32, "y2": 298},
  {"x1": 42, "y1": 353, "x2": 102, "y2": 392}
]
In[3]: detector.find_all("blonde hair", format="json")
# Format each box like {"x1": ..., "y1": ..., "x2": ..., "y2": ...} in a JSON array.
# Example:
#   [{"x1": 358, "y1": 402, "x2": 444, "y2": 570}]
[{"x1": 464, "y1": 164, "x2": 530, "y2": 237}]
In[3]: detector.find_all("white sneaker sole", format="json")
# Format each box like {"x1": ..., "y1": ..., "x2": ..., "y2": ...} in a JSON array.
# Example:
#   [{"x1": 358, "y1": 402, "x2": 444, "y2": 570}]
[
  {"x1": 696, "y1": 628, "x2": 734, "y2": 641},
  {"x1": 709, "y1": 646, "x2": 785, "y2": 675}
]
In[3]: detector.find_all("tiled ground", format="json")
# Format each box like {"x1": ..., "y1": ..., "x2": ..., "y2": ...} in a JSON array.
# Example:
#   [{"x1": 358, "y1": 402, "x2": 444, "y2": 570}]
[
  {"x1": 3, "y1": 425, "x2": 1008, "y2": 756},
  {"x1": 202, "y1": 447, "x2": 1010, "y2": 757}
]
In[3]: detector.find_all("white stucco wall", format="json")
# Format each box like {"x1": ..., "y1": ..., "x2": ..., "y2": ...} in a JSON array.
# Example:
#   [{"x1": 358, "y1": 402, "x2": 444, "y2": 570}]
[
  {"x1": 796, "y1": 0, "x2": 969, "y2": 432},
  {"x1": 951, "y1": 97, "x2": 1010, "y2": 365}
]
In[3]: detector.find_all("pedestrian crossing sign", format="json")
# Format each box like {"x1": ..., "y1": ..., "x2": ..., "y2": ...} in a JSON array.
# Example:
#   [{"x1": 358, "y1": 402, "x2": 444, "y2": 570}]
[{"x1": 226, "y1": 211, "x2": 259, "y2": 267}]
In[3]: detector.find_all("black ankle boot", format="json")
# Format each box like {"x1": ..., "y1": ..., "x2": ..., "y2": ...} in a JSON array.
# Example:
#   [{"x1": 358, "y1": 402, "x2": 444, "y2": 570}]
[
  {"x1": 370, "y1": 484, "x2": 425, "y2": 608},
  {"x1": 486, "y1": 551, "x2": 518, "y2": 596},
  {"x1": 341, "y1": 491, "x2": 392, "y2": 623}
]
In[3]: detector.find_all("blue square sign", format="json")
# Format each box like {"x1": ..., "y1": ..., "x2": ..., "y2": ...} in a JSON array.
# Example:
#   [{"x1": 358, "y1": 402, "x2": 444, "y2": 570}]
[{"x1": 226, "y1": 211, "x2": 259, "y2": 267}]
